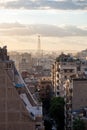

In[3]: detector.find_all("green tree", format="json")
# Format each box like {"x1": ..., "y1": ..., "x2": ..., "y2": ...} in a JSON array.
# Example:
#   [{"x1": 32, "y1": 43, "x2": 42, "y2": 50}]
[
  {"x1": 49, "y1": 97, "x2": 65, "y2": 130},
  {"x1": 73, "y1": 118, "x2": 85, "y2": 130}
]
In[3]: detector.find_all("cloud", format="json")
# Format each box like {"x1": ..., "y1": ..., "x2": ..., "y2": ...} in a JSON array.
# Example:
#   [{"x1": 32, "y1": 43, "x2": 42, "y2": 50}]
[
  {"x1": 0, "y1": 23, "x2": 87, "y2": 37},
  {"x1": 0, "y1": 0, "x2": 87, "y2": 10}
]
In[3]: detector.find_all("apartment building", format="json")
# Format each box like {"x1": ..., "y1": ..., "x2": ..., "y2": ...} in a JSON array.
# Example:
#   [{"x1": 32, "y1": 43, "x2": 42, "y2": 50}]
[
  {"x1": 19, "y1": 53, "x2": 32, "y2": 73},
  {"x1": 38, "y1": 77, "x2": 53, "y2": 100},
  {"x1": 51, "y1": 53, "x2": 87, "y2": 97}
]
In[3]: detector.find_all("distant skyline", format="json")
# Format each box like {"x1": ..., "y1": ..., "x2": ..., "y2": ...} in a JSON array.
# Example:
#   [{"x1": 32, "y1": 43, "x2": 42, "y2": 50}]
[{"x1": 0, "y1": 0, "x2": 87, "y2": 51}]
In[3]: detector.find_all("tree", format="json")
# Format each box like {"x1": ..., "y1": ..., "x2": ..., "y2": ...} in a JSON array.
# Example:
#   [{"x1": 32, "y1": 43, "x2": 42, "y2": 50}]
[
  {"x1": 49, "y1": 97, "x2": 65, "y2": 130},
  {"x1": 40, "y1": 84, "x2": 53, "y2": 115},
  {"x1": 73, "y1": 118, "x2": 85, "y2": 130}
]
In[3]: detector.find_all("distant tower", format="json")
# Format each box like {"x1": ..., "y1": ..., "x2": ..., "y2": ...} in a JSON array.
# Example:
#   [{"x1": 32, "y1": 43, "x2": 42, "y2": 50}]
[{"x1": 38, "y1": 35, "x2": 41, "y2": 55}]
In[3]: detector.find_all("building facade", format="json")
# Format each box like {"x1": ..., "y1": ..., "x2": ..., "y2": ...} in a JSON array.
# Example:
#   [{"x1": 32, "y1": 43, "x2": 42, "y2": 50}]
[
  {"x1": 19, "y1": 53, "x2": 32, "y2": 73},
  {"x1": 0, "y1": 46, "x2": 44, "y2": 130},
  {"x1": 64, "y1": 78, "x2": 87, "y2": 130},
  {"x1": 51, "y1": 53, "x2": 87, "y2": 97},
  {"x1": 38, "y1": 77, "x2": 53, "y2": 100}
]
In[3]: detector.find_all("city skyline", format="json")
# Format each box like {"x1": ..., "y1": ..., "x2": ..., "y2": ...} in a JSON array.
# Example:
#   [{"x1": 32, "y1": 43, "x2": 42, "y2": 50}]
[{"x1": 0, "y1": 0, "x2": 87, "y2": 51}]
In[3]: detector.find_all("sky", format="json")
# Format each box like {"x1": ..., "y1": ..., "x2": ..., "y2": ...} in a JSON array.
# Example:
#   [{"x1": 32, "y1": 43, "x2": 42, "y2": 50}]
[{"x1": 0, "y1": 0, "x2": 87, "y2": 52}]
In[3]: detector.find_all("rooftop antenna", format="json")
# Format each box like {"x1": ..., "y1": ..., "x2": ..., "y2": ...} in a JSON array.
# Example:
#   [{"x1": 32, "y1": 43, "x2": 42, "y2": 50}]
[{"x1": 38, "y1": 35, "x2": 41, "y2": 55}]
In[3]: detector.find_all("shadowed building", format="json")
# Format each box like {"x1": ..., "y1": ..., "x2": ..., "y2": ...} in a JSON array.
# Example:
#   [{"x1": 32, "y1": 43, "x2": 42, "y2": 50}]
[
  {"x1": 38, "y1": 77, "x2": 53, "y2": 100},
  {"x1": 0, "y1": 46, "x2": 44, "y2": 130}
]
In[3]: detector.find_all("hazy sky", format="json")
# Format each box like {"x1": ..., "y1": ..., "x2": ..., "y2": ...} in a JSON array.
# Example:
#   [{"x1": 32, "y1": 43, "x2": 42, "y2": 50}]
[{"x1": 0, "y1": 0, "x2": 87, "y2": 51}]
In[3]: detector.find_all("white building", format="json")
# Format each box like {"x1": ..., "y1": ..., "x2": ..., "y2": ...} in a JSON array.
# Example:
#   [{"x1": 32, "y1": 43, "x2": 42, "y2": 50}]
[{"x1": 51, "y1": 53, "x2": 87, "y2": 97}]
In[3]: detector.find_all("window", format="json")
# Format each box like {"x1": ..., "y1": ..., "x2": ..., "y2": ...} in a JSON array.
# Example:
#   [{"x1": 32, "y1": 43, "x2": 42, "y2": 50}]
[
  {"x1": 85, "y1": 68, "x2": 87, "y2": 71},
  {"x1": 64, "y1": 69, "x2": 67, "y2": 73},
  {"x1": 6, "y1": 63, "x2": 12, "y2": 69},
  {"x1": 57, "y1": 74, "x2": 59, "y2": 78},
  {"x1": 57, "y1": 80, "x2": 59, "y2": 83},
  {"x1": 57, "y1": 92, "x2": 59, "y2": 95},
  {"x1": 65, "y1": 76, "x2": 67, "y2": 79},
  {"x1": 70, "y1": 69, "x2": 73, "y2": 73},
  {"x1": 77, "y1": 66, "x2": 80, "y2": 71},
  {"x1": 57, "y1": 86, "x2": 59, "y2": 90}
]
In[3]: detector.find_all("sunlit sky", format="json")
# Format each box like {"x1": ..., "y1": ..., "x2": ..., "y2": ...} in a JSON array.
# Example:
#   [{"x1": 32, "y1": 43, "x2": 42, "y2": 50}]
[{"x1": 0, "y1": 0, "x2": 87, "y2": 52}]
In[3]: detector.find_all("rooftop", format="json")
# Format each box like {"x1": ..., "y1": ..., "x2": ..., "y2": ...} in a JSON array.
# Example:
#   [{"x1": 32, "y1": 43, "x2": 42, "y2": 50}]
[
  {"x1": 56, "y1": 53, "x2": 87, "y2": 64},
  {"x1": 0, "y1": 46, "x2": 9, "y2": 61},
  {"x1": 56, "y1": 53, "x2": 75, "y2": 62}
]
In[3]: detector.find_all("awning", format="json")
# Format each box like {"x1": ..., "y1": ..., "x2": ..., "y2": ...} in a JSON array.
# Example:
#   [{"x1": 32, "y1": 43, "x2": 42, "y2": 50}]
[{"x1": 15, "y1": 83, "x2": 24, "y2": 88}]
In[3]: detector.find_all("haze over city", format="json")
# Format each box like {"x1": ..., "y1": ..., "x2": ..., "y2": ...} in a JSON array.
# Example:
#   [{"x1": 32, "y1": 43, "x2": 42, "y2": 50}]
[
  {"x1": 0, "y1": 1, "x2": 87, "y2": 130},
  {"x1": 0, "y1": 0, "x2": 86, "y2": 52}
]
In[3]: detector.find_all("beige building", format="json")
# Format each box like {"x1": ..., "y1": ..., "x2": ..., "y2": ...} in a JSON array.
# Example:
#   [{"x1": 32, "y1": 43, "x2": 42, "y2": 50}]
[
  {"x1": 19, "y1": 53, "x2": 32, "y2": 73},
  {"x1": 51, "y1": 53, "x2": 87, "y2": 97},
  {"x1": 0, "y1": 46, "x2": 44, "y2": 130},
  {"x1": 64, "y1": 78, "x2": 87, "y2": 130},
  {"x1": 38, "y1": 77, "x2": 53, "y2": 100},
  {"x1": 72, "y1": 79, "x2": 87, "y2": 110}
]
